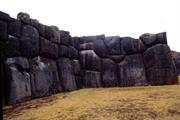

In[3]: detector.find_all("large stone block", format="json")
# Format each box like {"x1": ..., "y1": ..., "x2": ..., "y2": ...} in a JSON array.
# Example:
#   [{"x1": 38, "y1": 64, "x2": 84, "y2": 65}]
[
  {"x1": 118, "y1": 54, "x2": 148, "y2": 86},
  {"x1": 146, "y1": 67, "x2": 178, "y2": 85},
  {"x1": 5, "y1": 35, "x2": 20, "y2": 57},
  {"x1": 71, "y1": 60, "x2": 81, "y2": 75},
  {"x1": 83, "y1": 70, "x2": 101, "y2": 88},
  {"x1": 72, "y1": 37, "x2": 80, "y2": 50},
  {"x1": 104, "y1": 36, "x2": 121, "y2": 55},
  {"x1": 39, "y1": 37, "x2": 58, "y2": 59},
  {"x1": 80, "y1": 35, "x2": 105, "y2": 44},
  {"x1": 80, "y1": 50, "x2": 101, "y2": 71},
  {"x1": 121, "y1": 37, "x2": 146, "y2": 55},
  {"x1": 0, "y1": 11, "x2": 12, "y2": 22},
  {"x1": 60, "y1": 30, "x2": 72, "y2": 46},
  {"x1": 20, "y1": 25, "x2": 39, "y2": 58},
  {"x1": 140, "y1": 32, "x2": 167, "y2": 47},
  {"x1": 69, "y1": 46, "x2": 79, "y2": 59},
  {"x1": 108, "y1": 55, "x2": 125, "y2": 63},
  {"x1": 57, "y1": 58, "x2": 77, "y2": 91},
  {"x1": 101, "y1": 59, "x2": 118, "y2": 87},
  {"x1": 143, "y1": 44, "x2": 171, "y2": 69},
  {"x1": 17, "y1": 12, "x2": 30, "y2": 24},
  {"x1": 0, "y1": 20, "x2": 7, "y2": 42},
  {"x1": 80, "y1": 42, "x2": 94, "y2": 50},
  {"x1": 93, "y1": 39, "x2": 109, "y2": 58},
  {"x1": 29, "y1": 57, "x2": 62, "y2": 97},
  {"x1": 174, "y1": 55, "x2": 180, "y2": 75},
  {"x1": 75, "y1": 75, "x2": 83, "y2": 89},
  {"x1": 4, "y1": 57, "x2": 31, "y2": 104},
  {"x1": 7, "y1": 19, "x2": 21, "y2": 37},
  {"x1": 58, "y1": 45, "x2": 70, "y2": 58},
  {"x1": 45, "y1": 26, "x2": 60, "y2": 44}
]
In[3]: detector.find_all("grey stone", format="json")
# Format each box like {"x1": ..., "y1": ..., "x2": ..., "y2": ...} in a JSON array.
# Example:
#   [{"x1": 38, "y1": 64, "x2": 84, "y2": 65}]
[
  {"x1": 72, "y1": 37, "x2": 80, "y2": 50},
  {"x1": 80, "y1": 34, "x2": 105, "y2": 44},
  {"x1": 83, "y1": 70, "x2": 101, "y2": 88},
  {"x1": 20, "y1": 25, "x2": 39, "y2": 58},
  {"x1": 4, "y1": 57, "x2": 31, "y2": 104},
  {"x1": 60, "y1": 30, "x2": 72, "y2": 45},
  {"x1": 69, "y1": 46, "x2": 79, "y2": 59},
  {"x1": 118, "y1": 54, "x2": 148, "y2": 86},
  {"x1": 102, "y1": 59, "x2": 118, "y2": 87},
  {"x1": 80, "y1": 42, "x2": 94, "y2": 50},
  {"x1": 121, "y1": 37, "x2": 146, "y2": 55},
  {"x1": 17, "y1": 12, "x2": 30, "y2": 24},
  {"x1": 45, "y1": 26, "x2": 60, "y2": 44},
  {"x1": 71, "y1": 60, "x2": 81, "y2": 75},
  {"x1": 5, "y1": 35, "x2": 21, "y2": 57},
  {"x1": 7, "y1": 19, "x2": 21, "y2": 37},
  {"x1": 93, "y1": 39, "x2": 109, "y2": 58},
  {"x1": 108, "y1": 55, "x2": 125, "y2": 63},
  {"x1": 57, "y1": 58, "x2": 77, "y2": 91},
  {"x1": 80, "y1": 50, "x2": 101, "y2": 71},
  {"x1": 0, "y1": 20, "x2": 7, "y2": 42},
  {"x1": 0, "y1": 11, "x2": 12, "y2": 22},
  {"x1": 39, "y1": 37, "x2": 58, "y2": 59},
  {"x1": 104, "y1": 36, "x2": 121, "y2": 55},
  {"x1": 29, "y1": 57, "x2": 62, "y2": 97},
  {"x1": 58, "y1": 45, "x2": 70, "y2": 58}
]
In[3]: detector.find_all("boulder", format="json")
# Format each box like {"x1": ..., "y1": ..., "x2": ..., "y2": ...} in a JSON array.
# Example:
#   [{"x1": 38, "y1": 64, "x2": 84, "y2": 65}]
[
  {"x1": 17, "y1": 12, "x2": 30, "y2": 24},
  {"x1": 7, "y1": 18, "x2": 21, "y2": 37},
  {"x1": 0, "y1": 20, "x2": 7, "y2": 42},
  {"x1": 45, "y1": 26, "x2": 60, "y2": 44},
  {"x1": 20, "y1": 25, "x2": 39, "y2": 58},
  {"x1": 174, "y1": 55, "x2": 180, "y2": 75},
  {"x1": 83, "y1": 70, "x2": 101, "y2": 88},
  {"x1": 121, "y1": 37, "x2": 146, "y2": 55},
  {"x1": 143, "y1": 44, "x2": 171, "y2": 69},
  {"x1": 57, "y1": 58, "x2": 77, "y2": 91},
  {"x1": 5, "y1": 35, "x2": 21, "y2": 57},
  {"x1": 80, "y1": 42, "x2": 94, "y2": 50},
  {"x1": 80, "y1": 34, "x2": 105, "y2": 44},
  {"x1": 58, "y1": 45, "x2": 70, "y2": 58},
  {"x1": 69, "y1": 46, "x2": 79, "y2": 59},
  {"x1": 118, "y1": 54, "x2": 148, "y2": 86},
  {"x1": 0, "y1": 11, "x2": 12, "y2": 22},
  {"x1": 146, "y1": 67, "x2": 178, "y2": 85},
  {"x1": 29, "y1": 57, "x2": 62, "y2": 97},
  {"x1": 80, "y1": 50, "x2": 101, "y2": 71},
  {"x1": 93, "y1": 39, "x2": 109, "y2": 58},
  {"x1": 39, "y1": 37, "x2": 58, "y2": 59},
  {"x1": 72, "y1": 37, "x2": 80, "y2": 50},
  {"x1": 104, "y1": 36, "x2": 121, "y2": 55},
  {"x1": 60, "y1": 30, "x2": 72, "y2": 46},
  {"x1": 140, "y1": 32, "x2": 167, "y2": 47},
  {"x1": 75, "y1": 75, "x2": 83, "y2": 89},
  {"x1": 38, "y1": 23, "x2": 46, "y2": 37},
  {"x1": 4, "y1": 57, "x2": 31, "y2": 104},
  {"x1": 71, "y1": 60, "x2": 81, "y2": 75},
  {"x1": 101, "y1": 59, "x2": 118, "y2": 87}
]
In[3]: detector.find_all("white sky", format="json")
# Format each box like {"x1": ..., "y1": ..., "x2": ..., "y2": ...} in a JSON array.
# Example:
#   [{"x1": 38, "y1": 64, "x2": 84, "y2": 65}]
[{"x1": 1, "y1": 0, "x2": 180, "y2": 51}]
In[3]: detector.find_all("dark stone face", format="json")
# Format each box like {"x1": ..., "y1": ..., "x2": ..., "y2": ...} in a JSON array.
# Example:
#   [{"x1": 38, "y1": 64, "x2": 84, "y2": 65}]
[
  {"x1": 5, "y1": 35, "x2": 21, "y2": 57},
  {"x1": 80, "y1": 35, "x2": 105, "y2": 44},
  {"x1": 101, "y1": 59, "x2": 118, "y2": 87},
  {"x1": 60, "y1": 30, "x2": 72, "y2": 46},
  {"x1": 58, "y1": 45, "x2": 70, "y2": 58},
  {"x1": 143, "y1": 44, "x2": 178, "y2": 85},
  {"x1": 56, "y1": 58, "x2": 77, "y2": 91},
  {"x1": 83, "y1": 70, "x2": 101, "y2": 88},
  {"x1": 45, "y1": 26, "x2": 60, "y2": 44},
  {"x1": 29, "y1": 57, "x2": 62, "y2": 98},
  {"x1": 20, "y1": 25, "x2": 39, "y2": 58},
  {"x1": 121, "y1": 37, "x2": 146, "y2": 55},
  {"x1": 80, "y1": 50, "x2": 101, "y2": 71},
  {"x1": 39, "y1": 37, "x2": 58, "y2": 59},
  {"x1": 4, "y1": 57, "x2": 31, "y2": 104},
  {"x1": 68, "y1": 46, "x2": 79, "y2": 59},
  {"x1": 0, "y1": 20, "x2": 7, "y2": 42},
  {"x1": 7, "y1": 19, "x2": 21, "y2": 37},
  {"x1": 118, "y1": 54, "x2": 148, "y2": 87}
]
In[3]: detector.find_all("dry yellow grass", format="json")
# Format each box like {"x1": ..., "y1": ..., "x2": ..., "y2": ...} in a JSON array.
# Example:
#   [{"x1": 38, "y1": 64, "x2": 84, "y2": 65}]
[{"x1": 3, "y1": 85, "x2": 180, "y2": 120}]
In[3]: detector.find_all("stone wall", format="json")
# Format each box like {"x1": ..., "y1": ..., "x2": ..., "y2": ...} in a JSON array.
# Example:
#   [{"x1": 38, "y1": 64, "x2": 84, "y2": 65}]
[{"x1": 0, "y1": 11, "x2": 178, "y2": 105}]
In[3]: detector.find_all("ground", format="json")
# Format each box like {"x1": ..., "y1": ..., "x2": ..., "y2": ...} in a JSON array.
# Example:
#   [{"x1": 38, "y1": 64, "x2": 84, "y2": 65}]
[{"x1": 3, "y1": 84, "x2": 180, "y2": 120}]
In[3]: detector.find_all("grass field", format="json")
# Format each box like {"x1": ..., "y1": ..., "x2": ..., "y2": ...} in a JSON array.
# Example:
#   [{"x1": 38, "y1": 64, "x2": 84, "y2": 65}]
[{"x1": 3, "y1": 85, "x2": 180, "y2": 120}]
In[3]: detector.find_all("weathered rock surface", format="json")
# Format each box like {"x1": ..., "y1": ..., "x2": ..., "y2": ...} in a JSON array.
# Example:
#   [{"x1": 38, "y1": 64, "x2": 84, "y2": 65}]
[
  {"x1": 29, "y1": 57, "x2": 62, "y2": 98},
  {"x1": 80, "y1": 35, "x2": 105, "y2": 44},
  {"x1": 39, "y1": 37, "x2": 58, "y2": 59},
  {"x1": 45, "y1": 26, "x2": 60, "y2": 44},
  {"x1": 118, "y1": 54, "x2": 148, "y2": 86},
  {"x1": 60, "y1": 30, "x2": 72, "y2": 45},
  {"x1": 83, "y1": 70, "x2": 101, "y2": 88},
  {"x1": 80, "y1": 50, "x2": 101, "y2": 71},
  {"x1": 121, "y1": 37, "x2": 146, "y2": 55},
  {"x1": 102, "y1": 59, "x2": 118, "y2": 87},
  {"x1": 7, "y1": 19, "x2": 21, "y2": 37},
  {"x1": 4, "y1": 57, "x2": 31, "y2": 104},
  {"x1": 0, "y1": 20, "x2": 7, "y2": 41},
  {"x1": 174, "y1": 55, "x2": 180, "y2": 75},
  {"x1": 20, "y1": 25, "x2": 39, "y2": 58},
  {"x1": 57, "y1": 58, "x2": 77, "y2": 91}
]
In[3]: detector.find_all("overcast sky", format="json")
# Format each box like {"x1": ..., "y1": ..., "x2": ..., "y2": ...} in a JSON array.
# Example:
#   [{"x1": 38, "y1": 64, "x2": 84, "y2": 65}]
[{"x1": 1, "y1": 0, "x2": 180, "y2": 51}]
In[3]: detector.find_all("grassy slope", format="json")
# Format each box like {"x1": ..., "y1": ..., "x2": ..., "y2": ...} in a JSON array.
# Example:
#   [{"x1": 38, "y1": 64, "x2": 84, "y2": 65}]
[{"x1": 3, "y1": 85, "x2": 180, "y2": 120}]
